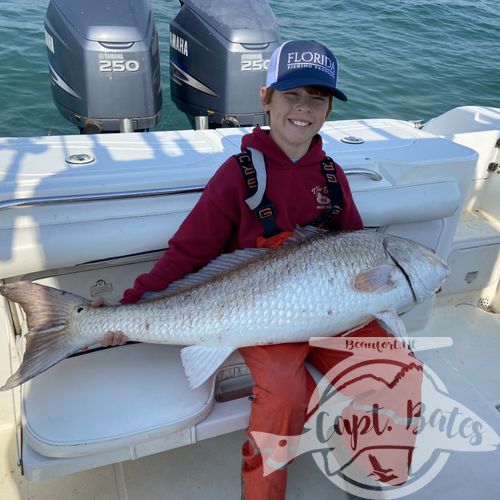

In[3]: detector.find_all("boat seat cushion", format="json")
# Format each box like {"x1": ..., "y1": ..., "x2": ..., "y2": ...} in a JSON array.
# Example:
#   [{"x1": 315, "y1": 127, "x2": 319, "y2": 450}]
[{"x1": 22, "y1": 344, "x2": 215, "y2": 458}]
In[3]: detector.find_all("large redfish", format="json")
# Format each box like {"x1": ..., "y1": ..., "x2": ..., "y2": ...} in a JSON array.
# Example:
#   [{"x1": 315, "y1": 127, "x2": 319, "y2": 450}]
[{"x1": 0, "y1": 229, "x2": 449, "y2": 391}]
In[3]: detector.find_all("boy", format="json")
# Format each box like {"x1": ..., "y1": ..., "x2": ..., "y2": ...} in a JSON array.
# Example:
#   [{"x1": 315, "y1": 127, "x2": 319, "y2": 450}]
[{"x1": 105, "y1": 40, "x2": 418, "y2": 499}]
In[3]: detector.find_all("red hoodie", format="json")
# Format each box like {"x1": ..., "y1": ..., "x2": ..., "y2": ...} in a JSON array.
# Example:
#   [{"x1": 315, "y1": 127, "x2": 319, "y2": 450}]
[{"x1": 121, "y1": 126, "x2": 363, "y2": 304}]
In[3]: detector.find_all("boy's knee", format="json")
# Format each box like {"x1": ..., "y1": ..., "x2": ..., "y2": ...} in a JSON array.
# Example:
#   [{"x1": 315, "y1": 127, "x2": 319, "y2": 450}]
[{"x1": 252, "y1": 383, "x2": 309, "y2": 416}]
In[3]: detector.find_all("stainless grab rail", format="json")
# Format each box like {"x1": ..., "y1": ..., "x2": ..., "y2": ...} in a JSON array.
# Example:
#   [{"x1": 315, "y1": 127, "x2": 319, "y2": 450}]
[
  {"x1": 0, "y1": 185, "x2": 206, "y2": 212},
  {"x1": 344, "y1": 168, "x2": 383, "y2": 181},
  {"x1": 0, "y1": 168, "x2": 382, "y2": 212}
]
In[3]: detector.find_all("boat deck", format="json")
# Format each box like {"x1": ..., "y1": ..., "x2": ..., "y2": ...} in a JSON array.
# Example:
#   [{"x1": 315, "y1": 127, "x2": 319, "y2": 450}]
[{"x1": 1, "y1": 294, "x2": 499, "y2": 500}]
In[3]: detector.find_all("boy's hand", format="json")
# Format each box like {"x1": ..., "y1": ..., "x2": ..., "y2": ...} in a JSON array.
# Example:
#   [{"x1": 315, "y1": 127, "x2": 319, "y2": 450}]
[
  {"x1": 101, "y1": 330, "x2": 128, "y2": 347},
  {"x1": 82, "y1": 297, "x2": 129, "y2": 349}
]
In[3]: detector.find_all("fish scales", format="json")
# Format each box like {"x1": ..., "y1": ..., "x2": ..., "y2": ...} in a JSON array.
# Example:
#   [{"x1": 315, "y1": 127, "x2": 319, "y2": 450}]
[
  {"x1": 0, "y1": 229, "x2": 449, "y2": 390},
  {"x1": 73, "y1": 232, "x2": 411, "y2": 347}
]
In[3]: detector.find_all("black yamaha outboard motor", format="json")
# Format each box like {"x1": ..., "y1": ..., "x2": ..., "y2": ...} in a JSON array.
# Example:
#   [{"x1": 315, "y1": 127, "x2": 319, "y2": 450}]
[
  {"x1": 170, "y1": 0, "x2": 280, "y2": 129},
  {"x1": 44, "y1": 0, "x2": 162, "y2": 133}
]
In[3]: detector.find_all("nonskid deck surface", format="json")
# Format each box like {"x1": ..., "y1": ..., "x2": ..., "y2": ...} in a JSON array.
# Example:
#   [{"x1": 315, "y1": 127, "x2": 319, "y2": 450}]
[{"x1": 1, "y1": 296, "x2": 498, "y2": 500}]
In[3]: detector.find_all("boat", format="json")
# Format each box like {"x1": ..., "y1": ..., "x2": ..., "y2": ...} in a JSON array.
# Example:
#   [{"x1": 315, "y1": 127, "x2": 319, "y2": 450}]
[{"x1": 0, "y1": 1, "x2": 499, "y2": 499}]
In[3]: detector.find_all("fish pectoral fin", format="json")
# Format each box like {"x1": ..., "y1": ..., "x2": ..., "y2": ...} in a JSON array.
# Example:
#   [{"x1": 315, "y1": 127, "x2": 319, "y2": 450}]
[
  {"x1": 180, "y1": 345, "x2": 235, "y2": 389},
  {"x1": 374, "y1": 311, "x2": 409, "y2": 342},
  {"x1": 354, "y1": 264, "x2": 397, "y2": 293}
]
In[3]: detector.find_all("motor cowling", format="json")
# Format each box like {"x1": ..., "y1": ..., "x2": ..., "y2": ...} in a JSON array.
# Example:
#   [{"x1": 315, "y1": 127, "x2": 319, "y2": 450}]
[
  {"x1": 45, "y1": 0, "x2": 162, "y2": 133},
  {"x1": 169, "y1": 0, "x2": 280, "y2": 129}
]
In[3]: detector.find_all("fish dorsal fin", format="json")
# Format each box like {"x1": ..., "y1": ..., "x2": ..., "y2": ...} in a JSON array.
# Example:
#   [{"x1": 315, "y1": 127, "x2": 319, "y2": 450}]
[
  {"x1": 139, "y1": 248, "x2": 268, "y2": 302},
  {"x1": 140, "y1": 226, "x2": 325, "y2": 302},
  {"x1": 286, "y1": 225, "x2": 327, "y2": 243}
]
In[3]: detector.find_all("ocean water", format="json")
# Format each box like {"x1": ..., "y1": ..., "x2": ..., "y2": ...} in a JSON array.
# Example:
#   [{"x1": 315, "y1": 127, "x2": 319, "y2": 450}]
[{"x1": 0, "y1": 0, "x2": 498, "y2": 138}]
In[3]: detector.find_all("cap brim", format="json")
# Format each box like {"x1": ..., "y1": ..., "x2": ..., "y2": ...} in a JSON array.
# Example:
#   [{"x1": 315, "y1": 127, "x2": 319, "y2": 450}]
[{"x1": 271, "y1": 78, "x2": 347, "y2": 101}]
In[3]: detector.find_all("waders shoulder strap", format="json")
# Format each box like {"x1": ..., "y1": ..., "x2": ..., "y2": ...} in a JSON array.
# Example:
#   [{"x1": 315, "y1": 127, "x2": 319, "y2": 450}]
[
  {"x1": 234, "y1": 147, "x2": 283, "y2": 238},
  {"x1": 234, "y1": 150, "x2": 345, "y2": 235},
  {"x1": 307, "y1": 156, "x2": 344, "y2": 229}
]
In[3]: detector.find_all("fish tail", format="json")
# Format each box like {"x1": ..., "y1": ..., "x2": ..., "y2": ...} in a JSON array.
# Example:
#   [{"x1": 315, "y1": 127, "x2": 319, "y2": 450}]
[{"x1": 0, "y1": 281, "x2": 89, "y2": 391}]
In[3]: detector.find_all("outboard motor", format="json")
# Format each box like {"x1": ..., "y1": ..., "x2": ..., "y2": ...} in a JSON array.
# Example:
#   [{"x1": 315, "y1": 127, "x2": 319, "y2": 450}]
[
  {"x1": 170, "y1": 0, "x2": 280, "y2": 129},
  {"x1": 44, "y1": 0, "x2": 162, "y2": 133}
]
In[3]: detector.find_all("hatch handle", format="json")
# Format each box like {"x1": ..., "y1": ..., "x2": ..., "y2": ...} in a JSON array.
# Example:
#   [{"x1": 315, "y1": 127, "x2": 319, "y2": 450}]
[{"x1": 344, "y1": 168, "x2": 383, "y2": 181}]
